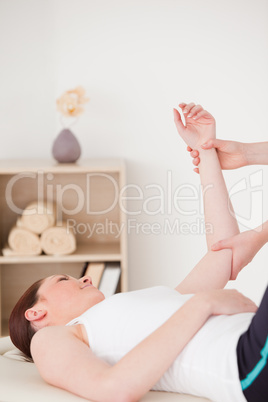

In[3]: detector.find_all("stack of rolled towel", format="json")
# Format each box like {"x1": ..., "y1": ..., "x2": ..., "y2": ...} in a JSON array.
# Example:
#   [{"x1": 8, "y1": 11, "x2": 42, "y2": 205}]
[{"x1": 3, "y1": 201, "x2": 76, "y2": 256}]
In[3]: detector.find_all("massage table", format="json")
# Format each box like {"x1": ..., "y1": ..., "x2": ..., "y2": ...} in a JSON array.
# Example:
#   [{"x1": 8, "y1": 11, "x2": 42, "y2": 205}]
[{"x1": 0, "y1": 336, "x2": 211, "y2": 401}]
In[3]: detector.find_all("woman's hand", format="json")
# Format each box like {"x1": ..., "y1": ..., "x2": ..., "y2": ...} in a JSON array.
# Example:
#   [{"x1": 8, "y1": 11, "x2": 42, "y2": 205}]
[
  {"x1": 173, "y1": 102, "x2": 216, "y2": 150},
  {"x1": 187, "y1": 139, "x2": 247, "y2": 173},
  {"x1": 211, "y1": 228, "x2": 266, "y2": 280},
  {"x1": 198, "y1": 288, "x2": 258, "y2": 316}
]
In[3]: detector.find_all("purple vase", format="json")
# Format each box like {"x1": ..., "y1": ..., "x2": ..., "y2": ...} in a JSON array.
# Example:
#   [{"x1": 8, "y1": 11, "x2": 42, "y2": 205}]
[{"x1": 52, "y1": 129, "x2": 81, "y2": 163}]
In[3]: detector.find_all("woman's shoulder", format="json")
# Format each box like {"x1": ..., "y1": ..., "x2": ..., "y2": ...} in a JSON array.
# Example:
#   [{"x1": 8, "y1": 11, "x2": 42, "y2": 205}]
[
  {"x1": 30, "y1": 325, "x2": 106, "y2": 394},
  {"x1": 31, "y1": 325, "x2": 69, "y2": 351},
  {"x1": 31, "y1": 324, "x2": 87, "y2": 357},
  {"x1": 33, "y1": 323, "x2": 86, "y2": 342}
]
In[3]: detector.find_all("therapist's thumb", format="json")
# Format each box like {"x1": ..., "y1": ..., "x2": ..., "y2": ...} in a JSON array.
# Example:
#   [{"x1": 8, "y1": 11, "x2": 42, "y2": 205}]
[
  {"x1": 201, "y1": 139, "x2": 225, "y2": 150},
  {"x1": 211, "y1": 239, "x2": 232, "y2": 251}
]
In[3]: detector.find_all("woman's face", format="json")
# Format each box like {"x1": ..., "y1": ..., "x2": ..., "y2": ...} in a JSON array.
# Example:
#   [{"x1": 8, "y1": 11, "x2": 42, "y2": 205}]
[{"x1": 34, "y1": 274, "x2": 105, "y2": 326}]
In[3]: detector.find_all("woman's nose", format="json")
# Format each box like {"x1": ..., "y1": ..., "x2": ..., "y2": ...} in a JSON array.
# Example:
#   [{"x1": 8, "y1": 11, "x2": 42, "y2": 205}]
[{"x1": 79, "y1": 275, "x2": 92, "y2": 285}]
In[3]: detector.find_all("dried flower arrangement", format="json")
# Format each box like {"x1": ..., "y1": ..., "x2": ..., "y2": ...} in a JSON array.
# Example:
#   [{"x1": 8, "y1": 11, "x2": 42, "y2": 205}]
[
  {"x1": 52, "y1": 86, "x2": 89, "y2": 163},
  {"x1": 56, "y1": 86, "x2": 89, "y2": 117}
]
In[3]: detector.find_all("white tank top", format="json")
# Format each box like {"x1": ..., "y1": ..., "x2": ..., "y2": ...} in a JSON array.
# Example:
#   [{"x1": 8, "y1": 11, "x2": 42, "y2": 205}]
[{"x1": 67, "y1": 286, "x2": 253, "y2": 401}]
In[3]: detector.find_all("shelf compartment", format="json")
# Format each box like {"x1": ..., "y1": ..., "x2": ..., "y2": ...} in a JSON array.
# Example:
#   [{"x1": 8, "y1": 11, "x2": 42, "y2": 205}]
[{"x1": 0, "y1": 158, "x2": 127, "y2": 336}]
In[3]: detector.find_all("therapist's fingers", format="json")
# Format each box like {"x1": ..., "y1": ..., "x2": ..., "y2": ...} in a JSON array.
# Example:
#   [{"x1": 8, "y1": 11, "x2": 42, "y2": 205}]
[
  {"x1": 211, "y1": 238, "x2": 233, "y2": 251},
  {"x1": 192, "y1": 156, "x2": 200, "y2": 166},
  {"x1": 190, "y1": 150, "x2": 199, "y2": 158}
]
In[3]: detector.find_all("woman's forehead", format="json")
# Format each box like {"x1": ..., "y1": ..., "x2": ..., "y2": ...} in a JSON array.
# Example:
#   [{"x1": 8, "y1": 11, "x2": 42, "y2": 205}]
[
  {"x1": 41, "y1": 275, "x2": 55, "y2": 286},
  {"x1": 37, "y1": 275, "x2": 58, "y2": 293}
]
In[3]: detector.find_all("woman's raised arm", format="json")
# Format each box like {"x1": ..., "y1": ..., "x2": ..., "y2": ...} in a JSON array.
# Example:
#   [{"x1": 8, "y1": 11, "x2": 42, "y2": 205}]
[
  {"x1": 173, "y1": 103, "x2": 239, "y2": 293},
  {"x1": 174, "y1": 103, "x2": 239, "y2": 249}
]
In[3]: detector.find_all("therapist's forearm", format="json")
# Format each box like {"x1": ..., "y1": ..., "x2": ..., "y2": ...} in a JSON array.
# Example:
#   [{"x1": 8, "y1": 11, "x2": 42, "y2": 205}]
[
  {"x1": 245, "y1": 142, "x2": 268, "y2": 165},
  {"x1": 254, "y1": 219, "x2": 268, "y2": 246}
]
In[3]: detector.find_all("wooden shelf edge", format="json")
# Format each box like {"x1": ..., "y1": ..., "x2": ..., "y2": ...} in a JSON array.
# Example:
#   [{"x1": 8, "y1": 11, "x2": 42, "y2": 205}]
[
  {"x1": 0, "y1": 242, "x2": 123, "y2": 264},
  {"x1": 0, "y1": 254, "x2": 123, "y2": 264},
  {"x1": 0, "y1": 158, "x2": 126, "y2": 174}
]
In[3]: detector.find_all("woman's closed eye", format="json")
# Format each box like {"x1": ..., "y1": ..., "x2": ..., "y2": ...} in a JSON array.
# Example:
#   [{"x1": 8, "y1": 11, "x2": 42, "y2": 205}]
[{"x1": 58, "y1": 275, "x2": 69, "y2": 281}]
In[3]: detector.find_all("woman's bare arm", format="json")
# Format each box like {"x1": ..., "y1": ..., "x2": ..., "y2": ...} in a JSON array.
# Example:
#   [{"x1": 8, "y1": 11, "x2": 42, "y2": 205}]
[
  {"x1": 175, "y1": 248, "x2": 232, "y2": 293},
  {"x1": 31, "y1": 290, "x2": 257, "y2": 402},
  {"x1": 188, "y1": 139, "x2": 268, "y2": 279},
  {"x1": 174, "y1": 103, "x2": 239, "y2": 249},
  {"x1": 173, "y1": 103, "x2": 239, "y2": 293}
]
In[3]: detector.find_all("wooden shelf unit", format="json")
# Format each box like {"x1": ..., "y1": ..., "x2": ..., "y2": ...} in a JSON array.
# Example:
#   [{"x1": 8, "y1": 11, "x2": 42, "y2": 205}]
[{"x1": 0, "y1": 158, "x2": 127, "y2": 336}]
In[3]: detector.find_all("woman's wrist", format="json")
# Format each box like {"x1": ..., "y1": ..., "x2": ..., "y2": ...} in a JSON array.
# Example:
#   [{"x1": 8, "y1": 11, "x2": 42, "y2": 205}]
[
  {"x1": 196, "y1": 146, "x2": 217, "y2": 165},
  {"x1": 191, "y1": 293, "x2": 214, "y2": 317},
  {"x1": 194, "y1": 291, "x2": 228, "y2": 317}
]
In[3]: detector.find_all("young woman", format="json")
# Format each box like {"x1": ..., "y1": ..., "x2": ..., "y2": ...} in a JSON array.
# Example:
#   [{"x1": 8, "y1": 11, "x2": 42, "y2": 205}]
[{"x1": 9, "y1": 103, "x2": 267, "y2": 402}]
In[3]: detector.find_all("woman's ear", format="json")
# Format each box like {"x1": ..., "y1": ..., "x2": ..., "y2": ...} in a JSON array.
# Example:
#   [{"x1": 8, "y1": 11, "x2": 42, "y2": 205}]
[{"x1": 25, "y1": 308, "x2": 47, "y2": 323}]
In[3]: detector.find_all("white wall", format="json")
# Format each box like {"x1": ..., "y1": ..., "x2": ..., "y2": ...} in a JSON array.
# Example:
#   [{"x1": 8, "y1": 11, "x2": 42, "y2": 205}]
[{"x1": 0, "y1": 0, "x2": 267, "y2": 303}]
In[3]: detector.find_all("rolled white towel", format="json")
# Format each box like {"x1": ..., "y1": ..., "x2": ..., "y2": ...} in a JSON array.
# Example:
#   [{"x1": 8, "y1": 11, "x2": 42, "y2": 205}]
[
  {"x1": 40, "y1": 223, "x2": 76, "y2": 255},
  {"x1": 8, "y1": 226, "x2": 42, "y2": 256},
  {"x1": 18, "y1": 201, "x2": 55, "y2": 235}
]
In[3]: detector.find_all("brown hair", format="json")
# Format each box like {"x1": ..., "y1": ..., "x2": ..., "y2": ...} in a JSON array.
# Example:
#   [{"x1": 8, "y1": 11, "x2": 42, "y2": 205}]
[{"x1": 9, "y1": 278, "x2": 44, "y2": 359}]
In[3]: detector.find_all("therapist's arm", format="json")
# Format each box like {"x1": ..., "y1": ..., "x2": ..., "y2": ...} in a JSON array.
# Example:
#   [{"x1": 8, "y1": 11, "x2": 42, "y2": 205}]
[
  {"x1": 188, "y1": 140, "x2": 268, "y2": 173},
  {"x1": 211, "y1": 220, "x2": 268, "y2": 279}
]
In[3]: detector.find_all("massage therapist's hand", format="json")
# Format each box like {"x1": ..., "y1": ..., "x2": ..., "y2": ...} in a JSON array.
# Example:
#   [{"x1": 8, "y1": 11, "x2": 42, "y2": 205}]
[
  {"x1": 198, "y1": 288, "x2": 257, "y2": 316},
  {"x1": 173, "y1": 103, "x2": 216, "y2": 150},
  {"x1": 211, "y1": 226, "x2": 268, "y2": 280},
  {"x1": 187, "y1": 139, "x2": 247, "y2": 173}
]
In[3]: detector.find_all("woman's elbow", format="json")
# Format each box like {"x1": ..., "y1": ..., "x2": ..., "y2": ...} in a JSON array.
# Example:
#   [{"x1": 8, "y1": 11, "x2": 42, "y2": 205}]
[
  {"x1": 112, "y1": 390, "x2": 141, "y2": 402},
  {"x1": 105, "y1": 388, "x2": 136, "y2": 402},
  {"x1": 105, "y1": 377, "x2": 144, "y2": 402}
]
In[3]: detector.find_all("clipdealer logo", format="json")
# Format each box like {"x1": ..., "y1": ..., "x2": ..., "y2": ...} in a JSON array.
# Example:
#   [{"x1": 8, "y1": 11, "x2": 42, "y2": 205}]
[
  {"x1": 4, "y1": 169, "x2": 264, "y2": 236},
  {"x1": 4, "y1": 170, "x2": 210, "y2": 218}
]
